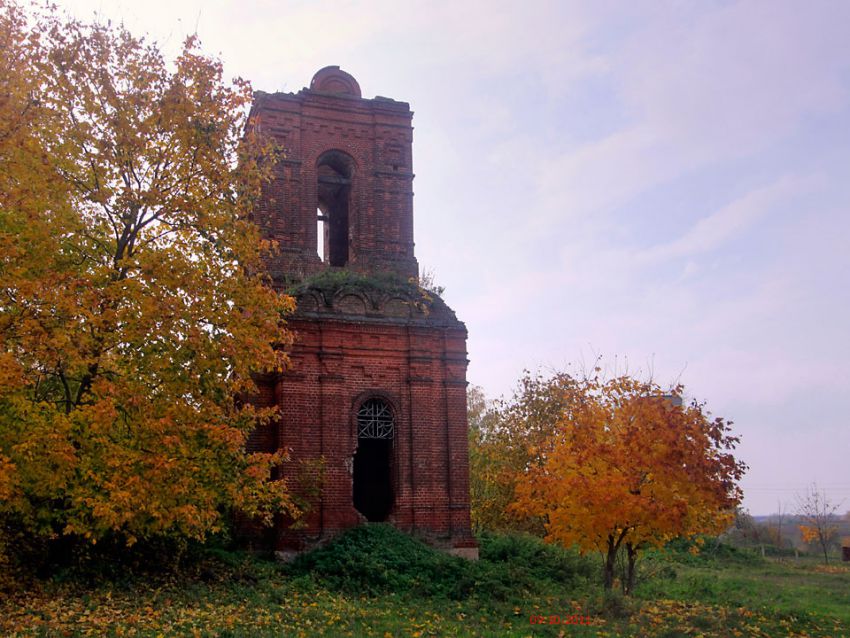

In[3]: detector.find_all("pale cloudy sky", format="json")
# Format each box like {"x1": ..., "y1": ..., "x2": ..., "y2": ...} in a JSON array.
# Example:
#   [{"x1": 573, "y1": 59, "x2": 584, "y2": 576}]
[{"x1": 51, "y1": 0, "x2": 850, "y2": 515}]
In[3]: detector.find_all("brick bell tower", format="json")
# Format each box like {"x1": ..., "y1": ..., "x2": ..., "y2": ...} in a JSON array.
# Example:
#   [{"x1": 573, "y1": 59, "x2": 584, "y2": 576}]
[{"x1": 248, "y1": 67, "x2": 477, "y2": 558}]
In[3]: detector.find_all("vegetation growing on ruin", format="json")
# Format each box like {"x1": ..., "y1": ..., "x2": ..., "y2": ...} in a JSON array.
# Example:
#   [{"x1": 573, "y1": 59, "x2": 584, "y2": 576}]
[
  {"x1": 288, "y1": 270, "x2": 415, "y2": 296},
  {"x1": 286, "y1": 269, "x2": 445, "y2": 315}
]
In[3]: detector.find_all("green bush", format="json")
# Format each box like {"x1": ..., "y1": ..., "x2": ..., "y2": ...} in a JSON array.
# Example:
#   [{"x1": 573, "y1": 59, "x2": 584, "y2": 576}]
[
  {"x1": 288, "y1": 524, "x2": 595, "y2": 603},
  {"x1": 662, "y1": 536, "x2": 763, "y2": 567},
  {"x1": 288, "y1": 524, "x2": 468, "y2": 598},
  {"x1": 478, "y1": 531, "x2": 595, "y2": 585},
  {"x1": 0, "y1": 512, "x2": 255, "y2": 589}
]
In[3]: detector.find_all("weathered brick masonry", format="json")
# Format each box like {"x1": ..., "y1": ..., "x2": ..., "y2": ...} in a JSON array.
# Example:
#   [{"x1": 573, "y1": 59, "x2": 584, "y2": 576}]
[{"x1": 247, "y1": 67, "x2": 477, "y2": 558}]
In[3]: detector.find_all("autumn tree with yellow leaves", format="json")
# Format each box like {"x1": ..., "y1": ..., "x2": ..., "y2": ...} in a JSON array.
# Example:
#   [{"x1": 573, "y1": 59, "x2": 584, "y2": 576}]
[
  {"x1": 468, "y1": 373, "x2": 578, "y2": 535},
  {"x1": 511, "y1": 372, "x2": 746, "y2": 593},
  {"x1": 0, "y1": 1, "x2": 297, "y2": 557}
]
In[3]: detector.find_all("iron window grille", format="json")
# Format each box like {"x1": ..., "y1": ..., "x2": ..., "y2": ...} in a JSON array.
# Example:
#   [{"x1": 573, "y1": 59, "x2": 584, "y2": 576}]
[{"x1": 357, "y1": 398, "x2": 395, "y2": 439}]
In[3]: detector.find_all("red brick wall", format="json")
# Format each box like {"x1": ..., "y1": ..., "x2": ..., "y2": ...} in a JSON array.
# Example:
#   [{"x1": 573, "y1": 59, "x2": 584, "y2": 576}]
[
  {"x1": 248, "y1": 67, "x2": 475, "y2": 554},
  {"x1": 266, "y1": 315, "x2": 473, "y2": 551},
  {"x1": 250, "y1": 66, "x2": 418, "y2": 283}
]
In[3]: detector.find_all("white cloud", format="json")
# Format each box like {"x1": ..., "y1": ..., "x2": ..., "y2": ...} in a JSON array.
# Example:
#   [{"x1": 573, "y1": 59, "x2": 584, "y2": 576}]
[{"x1": 636, "y1": 174, "x2": 818, "y2": 264}]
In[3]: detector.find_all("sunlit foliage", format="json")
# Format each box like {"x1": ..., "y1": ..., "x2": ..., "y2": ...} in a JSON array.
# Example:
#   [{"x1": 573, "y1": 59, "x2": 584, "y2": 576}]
[
  {"x1": 468, "y1": 374, "x2": 576, "y2": 535},
  {"x1": 0, "y1": 1, "x2": 297, "y2": 553}
]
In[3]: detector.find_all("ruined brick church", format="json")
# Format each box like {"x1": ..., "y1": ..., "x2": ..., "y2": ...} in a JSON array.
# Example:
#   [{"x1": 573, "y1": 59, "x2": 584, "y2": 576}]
[{"x1": 246, "y1": 67, "x2": 477, "y2": 559}]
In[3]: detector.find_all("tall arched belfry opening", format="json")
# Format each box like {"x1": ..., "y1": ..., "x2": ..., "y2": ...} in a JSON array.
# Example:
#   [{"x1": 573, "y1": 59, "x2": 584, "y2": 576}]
[{"x1": 247, "y1": 67, "x2": 478, "y2": 559}]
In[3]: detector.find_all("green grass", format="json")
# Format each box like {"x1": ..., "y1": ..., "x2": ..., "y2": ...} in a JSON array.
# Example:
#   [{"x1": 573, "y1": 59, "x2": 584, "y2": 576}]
[
  {"x1": 637, "y1": 552, "x2": 850, "y2": 632},
  {"x1": 1, "y1": 527, "x2": 848, "y2": 637}
]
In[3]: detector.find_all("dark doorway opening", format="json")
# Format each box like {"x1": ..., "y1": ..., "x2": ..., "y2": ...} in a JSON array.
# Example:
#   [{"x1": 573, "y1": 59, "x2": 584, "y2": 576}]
[
  {"x1": 353, "y1": 397, "x2": 395, "y2": 522},
  {"x1": 352, "y1": 438, "x2": 393, "y2": 522}
]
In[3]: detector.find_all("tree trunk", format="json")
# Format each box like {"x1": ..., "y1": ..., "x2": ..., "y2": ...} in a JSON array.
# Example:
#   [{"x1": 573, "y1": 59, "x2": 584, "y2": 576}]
[
  {"x1": 603, "y1": 535, "x2": 617, "y2": 590},
  {"x1": 624, "y1": 542, "x2": 638, "y2": 595}
]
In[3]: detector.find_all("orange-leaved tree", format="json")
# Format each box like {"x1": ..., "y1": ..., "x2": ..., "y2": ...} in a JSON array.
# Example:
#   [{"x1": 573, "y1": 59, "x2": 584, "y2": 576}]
[
  {"x1": 0, "y1": 1, "x2": 296, "y2": 556},
  {"x1": 512, "y1": 373, "x2": 746, "y2": 593}
]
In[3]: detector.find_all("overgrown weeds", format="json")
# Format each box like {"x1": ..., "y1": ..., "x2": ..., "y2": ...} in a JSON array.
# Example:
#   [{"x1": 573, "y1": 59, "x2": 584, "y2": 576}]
[{"x1": 288, "y1": 524, "x2": 596, "y2": 604}]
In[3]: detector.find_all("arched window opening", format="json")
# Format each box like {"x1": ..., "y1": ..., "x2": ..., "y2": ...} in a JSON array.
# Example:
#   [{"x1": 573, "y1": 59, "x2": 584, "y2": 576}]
[
  {"x1": 357, "y1": 398, "x2": 395, "y2": 439},
  {"x1": 317, "y1": 151, "x2": 353, "y2": 267},
  {"x1": 317, "y1": 206, "x2": 327, "y2": 262},
  {"x1": 353, "y1": 398, "x2": 394, "y2": 522}
]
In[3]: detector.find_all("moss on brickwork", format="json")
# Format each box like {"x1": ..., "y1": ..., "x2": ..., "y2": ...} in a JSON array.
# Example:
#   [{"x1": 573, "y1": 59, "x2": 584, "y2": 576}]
[
  {"x1": 287, "y1": 269, "x2": 418, "y2": 297},
  {"x1": 286, "y1": 269, "x2": 445, "y2": 314}
]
